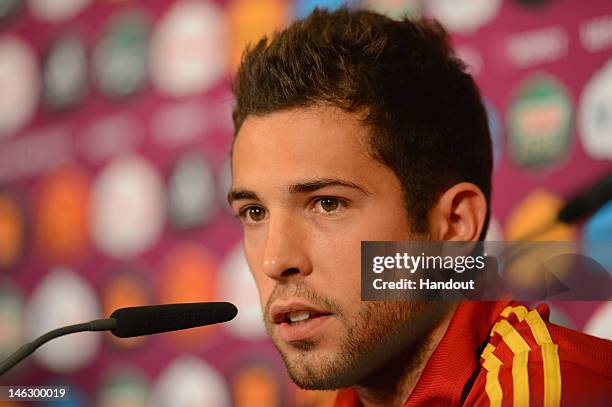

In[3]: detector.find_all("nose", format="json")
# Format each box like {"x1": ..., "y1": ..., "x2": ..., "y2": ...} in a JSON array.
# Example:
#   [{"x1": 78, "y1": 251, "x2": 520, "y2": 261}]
[{"x1": 261, "y1": 213, "x2": 312, "y2": 281}]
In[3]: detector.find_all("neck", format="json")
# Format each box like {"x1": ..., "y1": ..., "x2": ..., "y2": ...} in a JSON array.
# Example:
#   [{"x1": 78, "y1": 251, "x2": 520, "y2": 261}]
[{"x1": 353, "y1": 302, "x2": 458, "y2": 407}]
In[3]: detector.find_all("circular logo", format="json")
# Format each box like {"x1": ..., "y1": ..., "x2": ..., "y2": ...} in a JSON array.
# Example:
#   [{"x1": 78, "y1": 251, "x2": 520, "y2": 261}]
[
  {"x1": 0, "y1": 190, "x2": 26, "y2": 269},
  {"x1": 0, "y1": 35, "x2": 39, "y2": 138},
  {"x1": 426, "y1": 0, "x2": 501, "y2": 33},
  {"x1": 92, "y1": 10, "x2": 149, "y2": 99},
  {"x1": 168, "y1": 153, "x2": 217, "y2": 230},
  {"x1": 218, "y1": 243, "x2": 266, "y2": 340},
  {"x1": 149, "y1": 356, "x2": 230, "y2": 407},
  {"x1": 35, "y1": 165, "x2": 90, "y2": 263},
  {"x1": 43, "y1": 32, "x2": 87, "y2": 110},
  {"x1": 507, "y1": 73, "x2": 573, "y2": 169},
  {"x1": 150, "y1": 0, "x2": 229, "y2": 97},
  {"x1": 25, "y1": 267, "x2": 100, "y2": 372},
  {"x1": 579, "y1": 59, "x2": 612, "y2": 161},
  {"x1": 228, "y1": 0, "x2": 289, "y2": 71},
  {"x1": 27, "y1": 0, "x2": 90, "y2": 22},
  {"x1": 90, "y1": 154, "x2": 165, "y2": 259}
]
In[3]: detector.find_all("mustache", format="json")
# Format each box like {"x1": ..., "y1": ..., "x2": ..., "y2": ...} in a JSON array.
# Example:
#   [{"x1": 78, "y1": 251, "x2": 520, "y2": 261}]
[{"x1": 263, "y1": 282, "x2": 344, "y2": 323}]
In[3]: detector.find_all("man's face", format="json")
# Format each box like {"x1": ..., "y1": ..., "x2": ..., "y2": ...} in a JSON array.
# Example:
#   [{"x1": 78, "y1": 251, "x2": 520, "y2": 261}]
[{"x1": 229, "y1": 105, "x2": 430, "y2": 389}]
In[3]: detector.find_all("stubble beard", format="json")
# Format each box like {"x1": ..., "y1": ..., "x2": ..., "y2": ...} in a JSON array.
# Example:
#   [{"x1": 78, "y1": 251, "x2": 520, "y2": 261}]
[{"x1": 264, "y1": 285, "x2": 433, "y2": 391}]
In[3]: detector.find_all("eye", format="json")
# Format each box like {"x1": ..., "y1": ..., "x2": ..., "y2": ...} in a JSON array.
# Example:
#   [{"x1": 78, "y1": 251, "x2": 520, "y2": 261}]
[
  {"x1": 314, "y1": 197, "x2": 344, "y2": 213},
  {"x1": 239, "y1": 206, "x2": 267, "y2": 223}
]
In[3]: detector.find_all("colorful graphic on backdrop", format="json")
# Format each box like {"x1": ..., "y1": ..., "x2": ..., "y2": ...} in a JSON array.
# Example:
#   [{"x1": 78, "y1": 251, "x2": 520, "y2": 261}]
[
  {"x1": 25, "y1": 267, "x2": 100, "y2": 372},
  {"x1": 579, "y1": 59, "x2": 612, "y2": 161},
  {"x1": 150, "y1": 0, "x2": 229, "y2": 97},
  {"x1": 0, "y1": 35, "x2": 38, "y2": 137},
  {"x1": 507, "y1": 73, "x2": 573, "y2": 169}
]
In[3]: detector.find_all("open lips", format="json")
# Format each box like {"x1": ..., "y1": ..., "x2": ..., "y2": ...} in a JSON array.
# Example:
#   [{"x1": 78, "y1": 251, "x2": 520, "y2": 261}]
[{"x1": 271, "y1": 303, "x2": 333, "y2": 325}]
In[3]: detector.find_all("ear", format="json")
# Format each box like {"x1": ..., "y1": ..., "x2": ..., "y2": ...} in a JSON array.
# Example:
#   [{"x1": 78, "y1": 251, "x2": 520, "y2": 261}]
[{"x1": 428, "y1": 182, "x2": 488, "y2": 241}]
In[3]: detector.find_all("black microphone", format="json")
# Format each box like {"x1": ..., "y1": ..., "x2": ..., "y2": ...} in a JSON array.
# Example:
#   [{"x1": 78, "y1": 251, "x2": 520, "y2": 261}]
[
  {"x1": 0, "y1": 302, "x2": 237, "y2": 376},
  {"x1": 110, "y1": 302, "x2": 237, "y2": 338}
]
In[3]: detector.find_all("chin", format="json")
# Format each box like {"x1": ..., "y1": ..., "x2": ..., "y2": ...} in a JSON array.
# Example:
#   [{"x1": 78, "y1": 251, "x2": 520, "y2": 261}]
[{"x1": 276, "y1": 340, "x2": 365, "y2": 391}]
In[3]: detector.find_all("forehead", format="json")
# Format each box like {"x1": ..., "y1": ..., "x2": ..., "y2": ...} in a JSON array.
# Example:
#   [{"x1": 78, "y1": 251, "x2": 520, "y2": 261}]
[{"x1": 231, "y1": 106, "x2": 379, "y2": 187}]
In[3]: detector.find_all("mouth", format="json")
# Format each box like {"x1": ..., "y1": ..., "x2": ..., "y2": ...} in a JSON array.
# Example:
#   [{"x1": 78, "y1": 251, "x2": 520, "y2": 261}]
[{"x1": 270, "y1": 302, "x2": 334, "y2": 342}]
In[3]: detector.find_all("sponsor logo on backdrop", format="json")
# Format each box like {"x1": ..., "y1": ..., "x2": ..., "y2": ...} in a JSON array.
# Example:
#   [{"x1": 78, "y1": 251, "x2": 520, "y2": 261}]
[
  {"x1": 25, "y1": 267, "x2": 100, "y2": 372},
  {"x1": 92, "y1": 10, "x2": 149, "y2": 99},
  {"x1": 507, "y1": 73, "x2": 572, "y2": 169},
  {"x1": 506, "y1": 26, "x2": 568, "y2": 68},
  {"x1": 0, "y1": 35, "x2": 38, "y2": 138},
  {"x1": 218, "y1": 243, "x2": 267, "y2": 340},
  {"x1": 580, "y1": 14, "x2": 612, "y2": 53},
  {"x1": 150, "y1": 0, "x2": 229, "y2": 97},
  {"x1": 149, "y1": 356, "x2": 230, "y2": 407},
  {"x1": 97, "y1": 367, "x2": 149, "y2": 407},
  {"x1": 426, "y1": 0, "x2": 501, "y2": 33},
  {"x1": 168, "y1": 153, "x2": 216, "y2": 229},
  {"x1": 90, "y1": 154, "x2": 165, "y2": 259},
  {"x1": 35, "y1": 165, "x2": 90, "y2": 263},
  {"x1": 0, "y1": 191, "x2": 25, "y2": 269},
  {"x1": 43, "y1": 32, "x2": 87, "y2": 110},
  {"x1": 579, "y1": 59, "x2": 612, "y2": 161},
  {"x1": 228, "y1": 0, "x2": 289, "y2": 71},
  {"x1": 27, "y1": 0, "x2": 89, "y2": 22},
  {"x1": 363, "y1": 0, "x2": 422, "y2": 20}
]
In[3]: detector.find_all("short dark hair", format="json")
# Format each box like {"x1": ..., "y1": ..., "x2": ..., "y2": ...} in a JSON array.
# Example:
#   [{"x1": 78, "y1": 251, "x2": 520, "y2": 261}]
[{"x1": 232, "y1": 7, "x2": 492, "y2": 240}]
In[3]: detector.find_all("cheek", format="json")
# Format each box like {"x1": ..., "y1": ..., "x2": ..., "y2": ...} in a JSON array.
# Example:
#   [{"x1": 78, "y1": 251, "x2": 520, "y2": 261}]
[
  {"x1": 311, "y1": 230, "x2": 362, "y2": 299},
  {"x1": 243, "y1": 240, "x2": 271, "y2": 307},
  {"x1": 254, "y1": 274, "x2": 274, "y2": 307}
]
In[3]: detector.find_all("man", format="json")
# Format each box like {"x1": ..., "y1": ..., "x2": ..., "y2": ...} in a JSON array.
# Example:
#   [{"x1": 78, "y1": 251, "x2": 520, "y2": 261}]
[{"x1": 227, "y1": 7, "x2": 612, "y2": 407}]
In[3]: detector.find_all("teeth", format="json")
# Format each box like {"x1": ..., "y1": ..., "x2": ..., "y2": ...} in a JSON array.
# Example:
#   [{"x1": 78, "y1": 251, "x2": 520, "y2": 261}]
[{"x1": 288, "y1": 311, "x2": 310, "y2": 323}]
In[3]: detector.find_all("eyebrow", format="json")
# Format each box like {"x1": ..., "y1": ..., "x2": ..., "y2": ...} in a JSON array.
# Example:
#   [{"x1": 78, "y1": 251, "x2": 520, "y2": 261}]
[
  {"x1": 227, "y1": 177, "x2": 371, "y2": 205},
  {"x1": 287, "y1": 178, "x2": 371, "y2": 195}
]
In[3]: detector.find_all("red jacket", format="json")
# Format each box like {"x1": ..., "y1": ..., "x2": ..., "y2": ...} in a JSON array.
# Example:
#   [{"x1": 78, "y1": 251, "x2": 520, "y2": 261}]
[{"x1": 333, "y1": 301, "x2": 612, "y2": 406}]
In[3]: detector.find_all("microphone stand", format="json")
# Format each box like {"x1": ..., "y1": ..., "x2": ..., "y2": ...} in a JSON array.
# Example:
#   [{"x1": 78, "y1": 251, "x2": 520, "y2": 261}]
[{"x1": 0, "y1": 319, "x2": 116, "y2": 376}]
